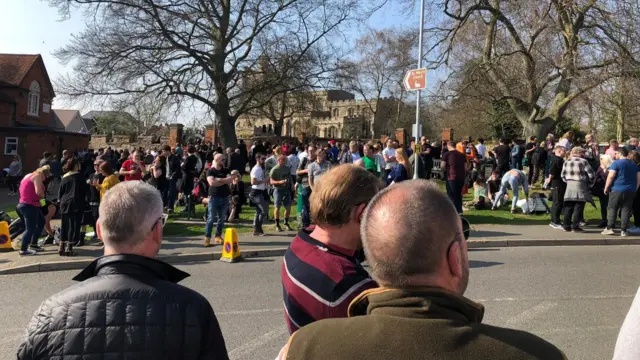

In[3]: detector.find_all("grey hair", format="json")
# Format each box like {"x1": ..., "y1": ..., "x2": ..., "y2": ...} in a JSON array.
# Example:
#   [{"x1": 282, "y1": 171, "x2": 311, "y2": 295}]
[
  {"x1": 98, "y1": 181, "x2": 163, "y2": 247},
  {"x1": 349, "y1": 140, "x2": 357, "y2": 147}
]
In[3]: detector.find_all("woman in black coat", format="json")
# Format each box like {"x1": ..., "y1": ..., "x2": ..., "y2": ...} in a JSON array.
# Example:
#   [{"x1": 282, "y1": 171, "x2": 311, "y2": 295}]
[{"x1": 58, "y1": 158, "x2": 89, "y2": 247}]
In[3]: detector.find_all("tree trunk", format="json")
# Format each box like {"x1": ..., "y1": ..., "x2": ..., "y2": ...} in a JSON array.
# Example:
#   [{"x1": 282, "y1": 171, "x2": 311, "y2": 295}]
[
  {"x1": 617, "y1": 106, "x2": 625, "y2": 142},
  {"x1": 273, "y1": 119, "x2": 284, "y2": 137},
  {"x1": 521, "y1": 117, "x2": 556, "y2": 140},
  {"x1": 215, "y1": 108, "x2": 238, "y2": 147}
]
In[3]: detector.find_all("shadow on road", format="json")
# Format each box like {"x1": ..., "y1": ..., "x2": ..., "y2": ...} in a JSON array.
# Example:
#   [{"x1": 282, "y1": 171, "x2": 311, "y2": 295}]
[
  {"x1": 469, "y1": 260, "x2": 503, "y2": 268},
  {"x1": 472, "y1": 230, "x2": 518, "y2": 238}
]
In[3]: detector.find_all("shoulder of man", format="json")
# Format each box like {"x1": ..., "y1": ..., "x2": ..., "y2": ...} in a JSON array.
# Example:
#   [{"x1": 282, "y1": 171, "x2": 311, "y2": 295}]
[{"x1": 471, "y1": 322, "x2": 568, "y2": 360}]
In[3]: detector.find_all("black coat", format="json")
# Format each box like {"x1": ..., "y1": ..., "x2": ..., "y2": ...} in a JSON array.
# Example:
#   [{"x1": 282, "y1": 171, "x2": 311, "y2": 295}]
[
  {"x1": 168, "y1": 154, "x2": 183, "y2": 179},
  {"x1": 58, "y1": 172, "x2": 89, "y2": 214},
  {"x1": 17, "y1": 254, "x2": 229, "y2": 360}
]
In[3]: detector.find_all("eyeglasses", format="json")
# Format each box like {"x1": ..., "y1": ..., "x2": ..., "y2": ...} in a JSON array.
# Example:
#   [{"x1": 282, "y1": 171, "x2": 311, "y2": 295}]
[{"x1": 149, "y1": 215, "x2": 166, "y2": 233}]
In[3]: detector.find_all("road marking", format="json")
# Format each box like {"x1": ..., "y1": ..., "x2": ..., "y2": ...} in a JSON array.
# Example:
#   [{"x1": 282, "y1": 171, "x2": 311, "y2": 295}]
[
  {"x1": 476, "y1": 294, "x2": 634, "y2": 302},
  {"x1": 216, "y1": 308, "x2": 282, "y2": 316},
  {"x1": 228, "y1": 328, "x2": 289, "y2": 358},
  {"x1": 506, "y1": 301, "x2": 556, "y2": 327}
]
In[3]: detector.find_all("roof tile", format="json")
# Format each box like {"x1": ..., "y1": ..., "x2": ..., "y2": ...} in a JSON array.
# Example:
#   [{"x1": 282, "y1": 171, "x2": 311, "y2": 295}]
[{"x1": 0, "y1": 54, "x2": 39, "y2": 86}]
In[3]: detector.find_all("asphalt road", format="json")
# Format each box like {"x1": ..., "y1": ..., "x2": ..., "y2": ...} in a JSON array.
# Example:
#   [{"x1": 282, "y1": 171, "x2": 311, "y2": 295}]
[{"x1": 2, "y1": 246, "x2": 640, "y2": 360}]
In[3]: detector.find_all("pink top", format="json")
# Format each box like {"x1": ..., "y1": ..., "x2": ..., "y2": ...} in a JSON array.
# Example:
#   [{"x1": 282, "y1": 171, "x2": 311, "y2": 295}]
[
  {"x1": 606, "y1": 147, "x2": 618, "y2": 158},
  {"x1": 19, "y1": 174, "x2": 41, "y2": 207}
]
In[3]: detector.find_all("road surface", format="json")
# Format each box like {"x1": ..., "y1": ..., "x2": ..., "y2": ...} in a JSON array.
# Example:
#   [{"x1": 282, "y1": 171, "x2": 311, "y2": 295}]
[{"x1": 2, "y1": 246, "x2": 639, "y2": 360}]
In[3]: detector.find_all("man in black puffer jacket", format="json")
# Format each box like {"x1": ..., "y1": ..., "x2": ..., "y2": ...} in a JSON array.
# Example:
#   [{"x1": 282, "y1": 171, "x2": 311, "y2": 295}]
[{"x1": 17, "y1": 181, "x2": 229, "y2": 360}]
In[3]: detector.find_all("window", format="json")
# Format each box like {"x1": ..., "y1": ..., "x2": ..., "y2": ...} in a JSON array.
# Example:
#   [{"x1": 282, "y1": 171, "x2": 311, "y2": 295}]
[
  {"x1": 333, "y1": 108, "x2": 339, "y2": 118},
  {"x1": 27, "y1": 81, "x2": 40, "y2": 117},
  {"x1": 4, "y1": 137, "x2": 18, "y2": 155}
]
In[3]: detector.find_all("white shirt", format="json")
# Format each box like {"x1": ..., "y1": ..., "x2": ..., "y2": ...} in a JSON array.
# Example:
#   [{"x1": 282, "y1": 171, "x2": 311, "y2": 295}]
[
  {"x1": 476, "y1": 144, "x2": 486, "y2": 158},
  {"x1": 613, "y1": 286, "x2": 640, "y2": 360},
  {"x1": 558, "y1": 138, "x2": 571, "y2": 150},
  {"x1": 298, "y1": 151, "x2": 308, "y2": 162},
  {"x1": 250, "y1": 165, "x2": 266, "y2": 190},
  {"x1": 287, "y1": 154, "x2": 299, "y2": 176},
  {"x1": 382, "y1": 147, "x2": 397, "y2": 170}
]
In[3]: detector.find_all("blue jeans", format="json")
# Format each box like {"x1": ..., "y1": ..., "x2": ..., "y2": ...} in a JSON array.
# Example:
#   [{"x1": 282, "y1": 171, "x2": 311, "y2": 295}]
[
  {"x1": 249, "y1": 190, "x2": 268, "y2": 232},
  {"x1": 167, "y1": 178, "x2": 179, "y2": 209},
  {"x1": 205, "y1": 196, "x2": 229, "y2": 238},
  {"x1": 300, "y1": 186, "x2": 312, "y2": 227},
  {"x1": 493, "y1": 175, "x2": 520, "y2": 210},
  {"x1": 17, "y1": 204, "x2": 44, "y2": 251}
]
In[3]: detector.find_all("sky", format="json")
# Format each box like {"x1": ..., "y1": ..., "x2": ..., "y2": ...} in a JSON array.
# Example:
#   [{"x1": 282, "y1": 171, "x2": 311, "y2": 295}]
[{"x1": 0, "y1": 0, "x2": 429, "y2": 119}]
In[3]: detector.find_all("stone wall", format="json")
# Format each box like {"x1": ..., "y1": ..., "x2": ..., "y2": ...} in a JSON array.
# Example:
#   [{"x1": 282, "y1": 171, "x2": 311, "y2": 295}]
[
  {"x1": 89, "y1": 134, "x2": 170, "y2": 151},
  {"x1": 89, "y1": 135, "x2": 109, "y2": 150}
]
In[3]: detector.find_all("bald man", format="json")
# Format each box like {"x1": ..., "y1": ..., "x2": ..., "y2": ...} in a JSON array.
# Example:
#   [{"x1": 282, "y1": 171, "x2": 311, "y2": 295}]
[
  {"x1": 204, "y1": 153, "x2": 237, "y2": 247},
  {"x1": 277, "y1": 181, "x2": 565, "y2": 360}
]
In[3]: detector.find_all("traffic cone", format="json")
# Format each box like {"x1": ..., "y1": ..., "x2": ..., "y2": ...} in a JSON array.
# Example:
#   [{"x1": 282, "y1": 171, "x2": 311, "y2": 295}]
[
  {"x1": 0, "y1": 221, "x2": 13, "y2": 252},
  {"x1": 220, "y1": 228, "x2": 242, "y2": 263}
]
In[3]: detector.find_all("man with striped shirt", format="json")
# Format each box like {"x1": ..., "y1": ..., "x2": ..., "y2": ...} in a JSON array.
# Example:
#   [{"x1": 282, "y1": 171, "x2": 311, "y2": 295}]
[{"x1": 281, "y1": 164, "x2": 381, "y2": 333}]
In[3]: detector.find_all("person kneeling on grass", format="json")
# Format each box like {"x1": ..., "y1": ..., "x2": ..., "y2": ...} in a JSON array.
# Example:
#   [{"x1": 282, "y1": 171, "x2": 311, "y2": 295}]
[{"x1": 491, "y1": 169, "x2": 529, "y2": 213}]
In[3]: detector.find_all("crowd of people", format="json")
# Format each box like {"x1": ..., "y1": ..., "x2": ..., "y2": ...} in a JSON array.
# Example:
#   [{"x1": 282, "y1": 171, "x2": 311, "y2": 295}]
[
  {"x1": 11, "y1": 132, "x2": 640, "y2": 359},
  {"x1": 10, "y1": 131, "x2": 640, "y2": 256}
]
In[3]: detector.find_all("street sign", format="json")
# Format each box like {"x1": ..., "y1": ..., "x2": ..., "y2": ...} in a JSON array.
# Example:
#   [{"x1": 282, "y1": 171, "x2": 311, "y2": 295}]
[
  {"x1": 414, "y1": 144, "x2": 423, "y2": 154},
  {"x1": 404, "y1": 68, "x2": 428, "y2": 91},
  {"x1": 412, "y1": 123, "x2": 422, "y2": 139}
]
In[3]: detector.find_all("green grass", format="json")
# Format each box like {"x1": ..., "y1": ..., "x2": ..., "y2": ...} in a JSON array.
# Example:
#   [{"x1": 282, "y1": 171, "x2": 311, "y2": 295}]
[
  {"x1": 165, "y1": 200, "x2": 299, "y2": 236},
  {"x1": 163, "y1": 182, "x2": 608, "y2": 236},
  {"x1": 460, "y1": 186, "x2": 604, "y2": 225},
  {"x1": 1, "y1": 204, "x2": 17, "y2": 219},
  {"x1": 2, "y1": 179, "x2": 605, "y2": 237}
]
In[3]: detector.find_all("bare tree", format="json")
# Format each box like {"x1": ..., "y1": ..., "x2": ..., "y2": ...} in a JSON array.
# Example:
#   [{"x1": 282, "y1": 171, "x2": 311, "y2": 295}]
[
  {"x1": 424, "y1": 0, "x2": 640, "y2": 138},
  {"x1": 111, "y1": 92, "x2": 174, "y2": 136},
  {"x1": 47, "y1": 0, "x2": 385, "y2": 146},
  {"x1": 336, "y1": 28, "x2": 417, "y2": 136}
]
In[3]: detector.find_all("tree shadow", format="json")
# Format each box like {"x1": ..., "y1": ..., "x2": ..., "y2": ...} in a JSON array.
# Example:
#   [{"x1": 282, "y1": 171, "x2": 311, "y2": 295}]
[
  {"x1": 472, "y1": 230, "x2": 518, "y2": 238},
  {"x1": 464, "y1": 213, "x2": 551, "y2": 226},
  {"x1": 469, "y1": 260, "x2": 503, "y2": 268}
]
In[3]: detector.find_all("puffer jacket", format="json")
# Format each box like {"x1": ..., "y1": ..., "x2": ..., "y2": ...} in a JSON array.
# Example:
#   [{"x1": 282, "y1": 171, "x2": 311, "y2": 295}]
[{"x1": 17, "y1": 254, "x2": 229, "y2": 360}]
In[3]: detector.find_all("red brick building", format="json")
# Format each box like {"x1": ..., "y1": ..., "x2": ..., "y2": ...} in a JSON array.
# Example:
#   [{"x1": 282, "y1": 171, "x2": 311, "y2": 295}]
[{"x1": 0, "y1": 54, "x2": 89, "y2": 172}]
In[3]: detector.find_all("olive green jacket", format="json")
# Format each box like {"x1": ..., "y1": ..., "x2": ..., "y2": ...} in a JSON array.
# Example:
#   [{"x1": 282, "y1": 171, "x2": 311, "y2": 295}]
[{"x1": 281, "y1": 287, "x2": 566, "y2": 360}]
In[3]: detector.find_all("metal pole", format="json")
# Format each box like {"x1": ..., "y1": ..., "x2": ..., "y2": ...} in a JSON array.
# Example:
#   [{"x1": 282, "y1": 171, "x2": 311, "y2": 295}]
[{"x1": 413, "y1": 0, "x2": 425, "y2": 179}]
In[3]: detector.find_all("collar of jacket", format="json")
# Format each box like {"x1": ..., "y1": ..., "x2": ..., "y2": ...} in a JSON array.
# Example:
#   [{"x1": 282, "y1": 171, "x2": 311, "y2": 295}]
[
  {"x1": 347, "y1": 287, "x2": 485, "y2": 324},
  {"x1": 73, "y1": 254, "x2": 190, "y2": 283}
]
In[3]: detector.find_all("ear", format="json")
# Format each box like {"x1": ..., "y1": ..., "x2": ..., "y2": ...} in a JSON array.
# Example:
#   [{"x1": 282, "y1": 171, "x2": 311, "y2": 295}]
[
  {"x1": 96, "y1": 222, "x2": 103, "y2": 241},
  {"x1": 447, "y1": 241, "x2": 464, "y2": 279},
  {"x1": 355, "y1": 203, "x2": 367, "y2": 223},
  {"x1": 153, "y1": 219, "x2": 163, "y2": 247}
]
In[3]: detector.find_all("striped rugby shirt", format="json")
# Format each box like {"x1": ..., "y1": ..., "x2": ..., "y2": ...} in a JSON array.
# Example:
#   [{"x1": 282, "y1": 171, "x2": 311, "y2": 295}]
[{"x1": 281, "y1": 228, "x2": 377, "y2": 334}]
